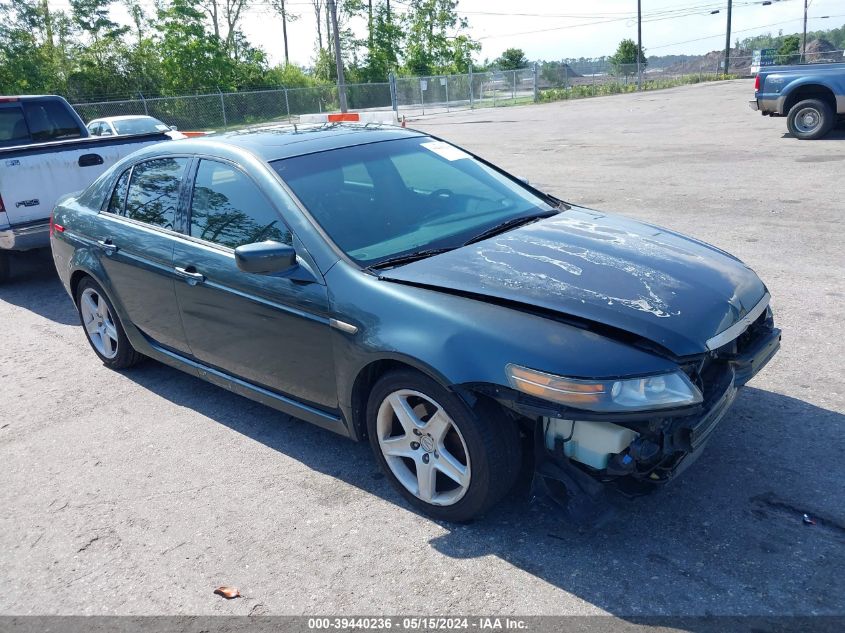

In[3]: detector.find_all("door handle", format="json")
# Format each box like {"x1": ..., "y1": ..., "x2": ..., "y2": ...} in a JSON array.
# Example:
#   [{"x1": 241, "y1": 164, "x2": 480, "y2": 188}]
[
  {"x1": 96, "y1": 239, "x2": 118, "y2": 255},
  {"x1": 79, "y1": 153, "x2": 104, "y2": 167},
  {"x1": 174, "y1": 266, "x2": 205, "y2": 285}
]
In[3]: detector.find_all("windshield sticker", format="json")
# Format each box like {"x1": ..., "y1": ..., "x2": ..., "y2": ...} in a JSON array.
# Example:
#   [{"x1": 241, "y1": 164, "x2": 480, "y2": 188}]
[{"x1": 421, "y1": 141, "x2": 470, "y2": 161}]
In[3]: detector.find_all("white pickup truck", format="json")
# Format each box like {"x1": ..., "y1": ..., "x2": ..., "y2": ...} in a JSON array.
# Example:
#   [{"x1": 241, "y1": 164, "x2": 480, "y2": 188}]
[{"x1": 0, "y1": 95, "x2": 171, "y2": 282}]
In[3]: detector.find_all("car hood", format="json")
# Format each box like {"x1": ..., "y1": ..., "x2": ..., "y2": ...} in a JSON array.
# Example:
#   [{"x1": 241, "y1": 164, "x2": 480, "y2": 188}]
[{"x1": 379, "y1": 207, "x2": 767, "y2": 357}]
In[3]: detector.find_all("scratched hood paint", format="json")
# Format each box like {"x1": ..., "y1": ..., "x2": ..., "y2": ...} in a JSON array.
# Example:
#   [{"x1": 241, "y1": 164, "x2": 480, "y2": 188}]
[{"x1": 380, "y1": 207, "x2": 767, "y2": 356}]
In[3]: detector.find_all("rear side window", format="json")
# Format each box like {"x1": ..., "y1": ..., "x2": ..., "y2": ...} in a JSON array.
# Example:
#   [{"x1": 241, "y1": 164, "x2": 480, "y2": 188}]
[
  {"x1": 0, "y1": 106, "x2": 29, "y2": 146},
  {"x1": 106, "y1": 169, "x2": 131, "y2": 214},
  {"x1": 189, "y1": 159, "x2": 291, "y2": 248},
  {"x1": 124, "y1": 158, "x2": 189, "y2": 230},
  {"x1": 22, "y1": 100, "x2": 83, "y2": 142}
]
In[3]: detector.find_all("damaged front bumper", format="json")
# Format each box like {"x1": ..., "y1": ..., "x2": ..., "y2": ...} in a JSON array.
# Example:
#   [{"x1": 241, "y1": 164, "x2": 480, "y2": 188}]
[{"x1": 478, "y1": 317, "x2": 781, "y2": 508}]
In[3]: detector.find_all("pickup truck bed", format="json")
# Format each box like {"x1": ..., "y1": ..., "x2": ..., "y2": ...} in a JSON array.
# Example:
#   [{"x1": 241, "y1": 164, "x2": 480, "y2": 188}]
[{"x1": 0, "y1": 96, "x2": 171, "y2": 281}]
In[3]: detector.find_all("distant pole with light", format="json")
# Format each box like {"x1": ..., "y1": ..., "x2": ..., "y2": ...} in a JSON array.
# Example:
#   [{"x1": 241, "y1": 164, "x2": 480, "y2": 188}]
[
  {"x1": 637, "y1": 0, "x2": 643, "y2": 90},
  {"x1": 802, "y1": 0, "x2": 809, "y2": 62},
  {"x1": 328, "y1": 0, "x2": 348, "y2": 112},
  {"x1": 723, "y1": 0, "x2": 733, "y2": 77}
]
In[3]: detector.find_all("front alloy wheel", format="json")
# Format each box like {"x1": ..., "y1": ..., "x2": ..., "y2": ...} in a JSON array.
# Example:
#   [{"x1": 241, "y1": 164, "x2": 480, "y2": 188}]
[
  {"x1": 367, "y1": 370, "x2": 522, "y2": 521},
  {"x1": 377, "y1": 389, "x2": 472, "y2": 506}
]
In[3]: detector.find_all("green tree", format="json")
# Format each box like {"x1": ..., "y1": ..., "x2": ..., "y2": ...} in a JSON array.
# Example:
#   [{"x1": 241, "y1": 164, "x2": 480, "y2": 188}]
[
  {"x1": 401, "y1": 0, "x2": 476, "y2": 76},
  {"x1": 610, "y1": 38, "x2": 646, "y2": 77},
  {"x1": 494, "y1": 48, "x2": 527, "y2": 70},
  {"x1": 777, "y1": 35, "x2": 801, "y2": 64},
  {"x1": 360, "y1": 2, "x2": 402, "y2": 81}
]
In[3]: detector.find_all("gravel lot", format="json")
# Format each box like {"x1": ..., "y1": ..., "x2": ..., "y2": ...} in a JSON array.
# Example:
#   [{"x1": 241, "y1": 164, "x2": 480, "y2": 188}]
[{"x1": 1, "y1": 80, "x2": 843, "y2": 619}]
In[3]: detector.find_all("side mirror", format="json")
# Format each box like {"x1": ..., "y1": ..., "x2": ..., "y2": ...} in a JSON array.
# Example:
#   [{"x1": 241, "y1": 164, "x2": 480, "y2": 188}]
[
  {"x1": 235, "y1": 241, "x2": 297, "y2": 275},
  {"x1": 101, "y1": 130, "x2": 113, "y2": 137},
  {"x1": 169, "y1": 125, "x2": 178, "y2": 131},
  {"x1": 516, "y1": 175, "x2": 530, "y2": 185}
]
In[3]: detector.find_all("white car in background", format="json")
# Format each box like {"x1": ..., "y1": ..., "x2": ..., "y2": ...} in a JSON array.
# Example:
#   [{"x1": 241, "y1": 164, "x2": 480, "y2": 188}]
[{"x1": 86, "y1": 115, "x2": 187, "y2": 140}]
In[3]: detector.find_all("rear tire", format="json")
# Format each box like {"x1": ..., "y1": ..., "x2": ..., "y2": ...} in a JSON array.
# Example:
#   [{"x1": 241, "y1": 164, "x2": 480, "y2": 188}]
[
  {"x1": 366, "y1": 369, "x2": 521, "y2": 522},
  {"x1": 0, "y1": 251, "x2": 10, "y2": 284},
  {"x1": 786, "y1": 98, "x2": 835, "y2": 140},
  {"x1": 75, "y1": 276, "x2": 144, "y2": 369}
]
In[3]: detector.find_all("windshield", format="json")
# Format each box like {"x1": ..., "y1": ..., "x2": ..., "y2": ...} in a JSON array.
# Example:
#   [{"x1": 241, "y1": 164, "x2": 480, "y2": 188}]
[
  {"x1": 271, "y1": 136, "x2": 556, "y2": 266},
  {"x1": 112, "y1": 117, "x2": 170, "y2": 135}
]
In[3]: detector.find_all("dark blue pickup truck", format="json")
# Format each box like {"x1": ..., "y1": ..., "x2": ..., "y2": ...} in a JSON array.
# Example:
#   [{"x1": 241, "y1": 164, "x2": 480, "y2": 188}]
[{"x1": 751, "y1": 62, "x2": 845, "y2": 139}]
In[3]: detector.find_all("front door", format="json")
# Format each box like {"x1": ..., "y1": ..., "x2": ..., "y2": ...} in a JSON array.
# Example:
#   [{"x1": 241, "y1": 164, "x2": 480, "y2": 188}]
[{"x1": 172, "y1": 158, "x2": 337, "y2": 412}]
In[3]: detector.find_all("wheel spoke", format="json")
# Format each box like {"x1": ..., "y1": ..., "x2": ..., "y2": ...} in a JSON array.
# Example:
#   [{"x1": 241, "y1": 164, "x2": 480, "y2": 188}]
[
  {"x1": 102, "y1": 333, "x2": 115, "y2": 356},
  {"x1": 83, "y1": 316, "x2": 99, "y2": 334},
  {"x1": 97, "y1": 294, "x2": 107, "y2": 316},
  {"x1": 82, "y1": 293, "x2": 98, "y2": 317},
  {"x1": 103, "y1": 321, "x2": 118, "y2": 343},
  {"x1": 424, "y1": 409, "x2": 451, "y2": 443},
  {"x1": 435, "y1": 449, "x2": 469, "y2": 487},
  {"x1": 416, "y1": 460, "x2": 437, "y2": 503},
  {"x1": 388, "y1": 393, "x2": 420, "y2": 435},
  {"x1": 381, "y1": 435, "x2": 414, "y2": 458}
]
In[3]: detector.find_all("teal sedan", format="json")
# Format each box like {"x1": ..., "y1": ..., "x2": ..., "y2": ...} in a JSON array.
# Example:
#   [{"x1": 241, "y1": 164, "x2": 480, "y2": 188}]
[{"x1": 50, "y1": 124, "x2": 780, "y2": 521}]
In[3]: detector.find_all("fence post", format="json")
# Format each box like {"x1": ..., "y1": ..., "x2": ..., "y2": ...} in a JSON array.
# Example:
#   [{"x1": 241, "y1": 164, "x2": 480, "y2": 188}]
[
  {"x1": 445, "y1": 77, "x2": 450, "y2": 112},
  {"x1": 532, "y1": 63, "x2": 539, "y2": 103},
  {"x1": 217, "y1": 87, "x2": 228, "y2": 129},
  {"x1": 138, "y1": 92, "x2": 148, "y2": 116},
  {"x1": 512, "y1": 70, "x2": 516, "y2": 101},
  {"x1": 389, "y1": 72, "x2": 398, "y2": 116},
  {"x1": 468, "y1": 64, "x2": 474, "y2": 109},
  {"x1": 419, "y1": 79, "x2": 425, "y2": 116},
  {"x1": 283, "y1": 87, "x2": 291, "y2": 122}
]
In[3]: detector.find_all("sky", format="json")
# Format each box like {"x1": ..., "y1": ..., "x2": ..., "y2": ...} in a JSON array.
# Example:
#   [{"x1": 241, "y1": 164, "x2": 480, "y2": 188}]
[
  {"x1": 98, "y1": 0, "x2": 844, "y2": 67},
  {"x1": 240, "y1": 0, "x2": 845, "y2": 66}
]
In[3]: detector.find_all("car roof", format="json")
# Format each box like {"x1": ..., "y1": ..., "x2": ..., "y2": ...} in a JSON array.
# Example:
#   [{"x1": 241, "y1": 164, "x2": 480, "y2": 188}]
[{"x1": 194, "y1": 123, "x2": 426, "y2": 161}]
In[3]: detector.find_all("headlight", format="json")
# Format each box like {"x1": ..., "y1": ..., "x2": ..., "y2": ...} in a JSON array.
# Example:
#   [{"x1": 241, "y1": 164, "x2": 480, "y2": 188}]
[{"x1": 506, "y1": 364, "x2": 702, "y2": 412}]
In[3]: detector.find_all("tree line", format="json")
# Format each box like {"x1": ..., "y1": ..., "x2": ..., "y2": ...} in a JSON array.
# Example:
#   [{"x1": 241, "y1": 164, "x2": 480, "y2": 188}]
[{"x1": 0, "y1": 0, "x2": 482, "y2": 100}]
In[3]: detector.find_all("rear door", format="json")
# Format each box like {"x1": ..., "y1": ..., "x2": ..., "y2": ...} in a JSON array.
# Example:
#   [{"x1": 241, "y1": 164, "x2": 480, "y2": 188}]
[
  {"x1": 90, "y1": 157, "x2": 192, "y2": 354},
  {"x1": 171, "y1": 158, "x2": 337, "y2": 411}
]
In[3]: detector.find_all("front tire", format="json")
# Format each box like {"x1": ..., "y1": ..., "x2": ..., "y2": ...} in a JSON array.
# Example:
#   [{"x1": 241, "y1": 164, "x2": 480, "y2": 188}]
[
  {"x1": 366, "y1": 369, "x2": 521, "y2": 522},
  {"x1": 786, "y1": 98, "x2": 835, "y2": 140},
  {"x1": 75, "y1": 277, "x2": 144, "y2": 369}
]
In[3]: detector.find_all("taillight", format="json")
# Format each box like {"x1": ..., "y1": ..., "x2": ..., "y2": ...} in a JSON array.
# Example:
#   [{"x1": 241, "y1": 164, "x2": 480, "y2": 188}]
[
  {"x1": 49, "y1": 211, "x2": 64, "y2": 236},
  {"x1": 754, "y1": 74, "x2": 760, "y2": 92}
]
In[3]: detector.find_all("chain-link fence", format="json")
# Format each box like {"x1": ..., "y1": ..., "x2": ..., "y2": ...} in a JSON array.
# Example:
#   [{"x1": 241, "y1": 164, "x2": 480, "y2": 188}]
[{"x1": 70, "y1": 52, "x2": 843, "y2": 131}]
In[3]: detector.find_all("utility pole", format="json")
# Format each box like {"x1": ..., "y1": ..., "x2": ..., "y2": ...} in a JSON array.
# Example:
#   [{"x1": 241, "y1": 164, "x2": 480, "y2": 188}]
[
  {"x1": 723, "y1": 0, "x2": 733, "y2": 77},
  {"x1": 328, "y1": 0, "x2": 348, "y2": 112},
  {"x1": 636, "y1": 0, "x2": 643, "y2": 90},
  {"x1": 802, "y1": 0, "x2": 809, "y2": 63}
]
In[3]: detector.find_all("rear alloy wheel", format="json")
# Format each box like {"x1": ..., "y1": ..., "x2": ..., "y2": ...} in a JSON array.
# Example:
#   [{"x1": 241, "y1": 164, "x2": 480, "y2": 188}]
[
  {"x1": 786, "y1": 98, "x2": 835, "y2": 140},
  {"x1": 75, "y1": 277, "x2": 144, "y2": 369},
  {"x1": 367, "y1": 370, "x2": 521, "y2": 521}
]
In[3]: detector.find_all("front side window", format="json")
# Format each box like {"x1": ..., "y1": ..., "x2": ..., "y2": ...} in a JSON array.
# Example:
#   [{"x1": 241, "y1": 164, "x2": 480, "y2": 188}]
[
  {"x1": 189, "y1": 160, "x2": 291, "y2": 249},
  {"x1": 271, "y1": 136, "x2": 555, "y2": 266},
  {"x1": 123, "y1": 158, "x2": 188, "y2": 230}
]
